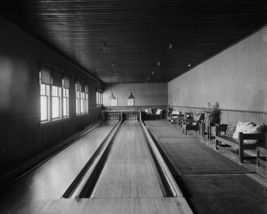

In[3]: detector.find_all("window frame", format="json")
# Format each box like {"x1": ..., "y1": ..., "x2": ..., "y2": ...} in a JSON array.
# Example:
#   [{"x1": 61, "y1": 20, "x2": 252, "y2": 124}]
[
  {"x1": 96, "y1": 89, "x2": 103, "y2": 105},
  {"x1": 40, "y1": 68, "x2": 69, "y2": 124},
  {"x1": 76, "y1": 82, "x2": 89, "y2": 115}
]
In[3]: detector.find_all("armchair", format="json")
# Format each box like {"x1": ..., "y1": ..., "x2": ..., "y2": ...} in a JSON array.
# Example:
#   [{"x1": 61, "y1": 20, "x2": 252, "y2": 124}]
[{"x1": 182, "y1": 113, "x2": 204, "y2": 135}]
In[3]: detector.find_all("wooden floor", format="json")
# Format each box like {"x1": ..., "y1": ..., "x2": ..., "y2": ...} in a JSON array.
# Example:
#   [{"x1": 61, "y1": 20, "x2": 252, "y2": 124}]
[
  {"x1": 93, "y1": 120, "x2": 164, "y2": 198},
  {"x1": 0, "y1": 121, "x2": 117, "y2": 213},
  {"x1": 0, "y1": 120, "x2": 192, "y2": 214},
  {"x1": 145, "y1": 120, "x2": 267, "y2": 214}
]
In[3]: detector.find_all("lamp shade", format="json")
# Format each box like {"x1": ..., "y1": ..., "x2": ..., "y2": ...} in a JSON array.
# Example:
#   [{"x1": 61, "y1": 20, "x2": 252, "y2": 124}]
[
  {"x1": 110, "y1": 92, "x2": 116, "y2": 99},
  {"x1": 128, "y1": 92, "x2": 135, "y2": 99}
]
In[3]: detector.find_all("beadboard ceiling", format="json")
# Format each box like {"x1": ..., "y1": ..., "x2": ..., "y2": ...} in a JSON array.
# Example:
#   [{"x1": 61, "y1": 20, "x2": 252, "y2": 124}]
[{"x1": 1, "y1": 0, "x2": 267, "y2": 83}]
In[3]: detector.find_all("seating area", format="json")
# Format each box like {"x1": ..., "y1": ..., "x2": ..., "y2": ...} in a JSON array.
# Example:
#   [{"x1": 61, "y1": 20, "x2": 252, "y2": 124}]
[
  {"x1": 165, "y1": 108, "x2": 267, "y2": 173},
  {"x1": 182, "y1": 112, "x2": 204, "y2": 135},
  {"x1": 141, "y1": 108, "x2": 166, "y2": 120},
  {"x1": 215, "y1": 122, "x2": 265, "y2": 163}
]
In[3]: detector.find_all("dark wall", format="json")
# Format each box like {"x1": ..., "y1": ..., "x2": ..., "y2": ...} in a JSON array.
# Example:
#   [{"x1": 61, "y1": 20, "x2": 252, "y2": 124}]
[{"x1": 0, "y1": 18, "x2": 102, "y2": 171}]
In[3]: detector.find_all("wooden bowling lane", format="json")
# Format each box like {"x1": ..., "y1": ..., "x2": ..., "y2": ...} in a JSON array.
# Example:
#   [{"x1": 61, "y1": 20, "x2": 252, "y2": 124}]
[
  {"x1": 4, "y1": 197, "x2": 191, "y2": 214},
  {"x1": 0, "y1": 121, "x2": 118, "y2": 208},
  {"x1": 92, "y1": 120, "x2": 164, "y2": 198}
]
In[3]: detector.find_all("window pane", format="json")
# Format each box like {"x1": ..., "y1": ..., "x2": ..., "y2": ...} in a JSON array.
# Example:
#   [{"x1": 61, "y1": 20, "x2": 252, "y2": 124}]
[
  {"x1": 63, "y1": 98, "x2": 67, "y2": 117},
  {"x1": 52, "y1": 86, "x2": 58, "y2": 96},
  {"x1": 81, "y1": 99, "x2": 84, "y2": 113},
  {"x1": 76, "y1": 99, "x2": 80, "y2": 114},
  {"x1": 52, "y1": 97, "x2": 60, "y2": 118},
  {"x1": 41, "y1": 84, "x2": 46, "y2": 95},
  {"x1": 46, "y1": 85, "x2": 50, "y2": 95},
  {"x1": 41, "y1": 96, "x2": 48, "y2": 121}
]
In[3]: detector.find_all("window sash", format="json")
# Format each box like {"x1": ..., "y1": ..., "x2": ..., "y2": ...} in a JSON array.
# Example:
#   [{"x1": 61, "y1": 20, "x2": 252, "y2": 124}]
[{"x1": 41, "y1": 95, "x2": 49, "y2": 121}]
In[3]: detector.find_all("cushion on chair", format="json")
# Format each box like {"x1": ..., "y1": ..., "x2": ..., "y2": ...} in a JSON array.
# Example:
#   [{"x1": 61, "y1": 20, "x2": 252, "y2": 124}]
[
  {"x1": 232, "y1": 121, "x2": 254, "y2": 139},
  {"x1": 144, "y1": 108, "x2": 153, "y2": 114},
  {"x1": 232, "y1": 121, "x2": 264, "y2": 144},
  {"x1": 156, "y1": 108, "x2": 163, "y2": 115}
]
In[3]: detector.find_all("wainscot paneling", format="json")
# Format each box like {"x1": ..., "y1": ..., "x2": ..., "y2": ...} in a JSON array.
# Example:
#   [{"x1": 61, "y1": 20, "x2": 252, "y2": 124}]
[
  {"x1": 0, "y1": 106, "x2": 102, "y2": 172},
  {"x1": 103, "y1": 105, "x2": 167, "y2": 112},
  {"x1": 0, "y1": 115, "x2": 40, "y2": 171},
  {"x1": 171, "y1": 105, "x2": 267, "y2": 125}
]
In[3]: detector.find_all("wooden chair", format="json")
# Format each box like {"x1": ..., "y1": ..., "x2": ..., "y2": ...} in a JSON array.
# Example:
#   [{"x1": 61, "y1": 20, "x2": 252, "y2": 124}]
[{"x1": 182, "y1": 113, "x2": 204, "y2": 135}]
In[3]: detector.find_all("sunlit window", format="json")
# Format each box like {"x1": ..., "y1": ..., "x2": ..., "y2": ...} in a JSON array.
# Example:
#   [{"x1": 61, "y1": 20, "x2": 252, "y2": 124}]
[
  {"x1": 62, "y1": 76, "x2": 70, "y2": 118},
  {"x1": 76, "y1": 82, "x2": 88, "y2": 115},
  {"x1": 85, "y1": 86, "x2": 88, "y2": 113},
  {"x1": 76, "y1": 82, "x2": 81, "y2": 115},
  {"x1": 40, "y1": 83, "x2": 50, "y2": 121},
  {"x1": 96, "y1": 89, "x2": 103, "y2": 105},
  {"x1": 40, "y1": 69, "x2": 51, "y2": 122},
  {"x1": 52, "y1": 86, "x2": 61, "y2": 119},
  {"x1": 40, "y1": 68, "x2": 68, "y2": 123}
]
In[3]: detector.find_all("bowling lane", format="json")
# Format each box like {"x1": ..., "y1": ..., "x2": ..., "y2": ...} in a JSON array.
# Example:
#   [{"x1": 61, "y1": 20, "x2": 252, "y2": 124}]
[
  {"x1": 93, "y1": 120, "x2": 164, "y2": 198},
  {"x1": 0, "y1": 121, "x2": 118, "y2": 204}
]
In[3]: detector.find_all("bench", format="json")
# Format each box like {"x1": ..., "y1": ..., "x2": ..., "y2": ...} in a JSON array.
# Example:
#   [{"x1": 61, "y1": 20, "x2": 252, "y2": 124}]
[
  {"x1": 256, "y1": 147, "x2": 267, "y2": 177},
  {"x1": 215, "y1": 122, "x2": 265, "y2": 163}
]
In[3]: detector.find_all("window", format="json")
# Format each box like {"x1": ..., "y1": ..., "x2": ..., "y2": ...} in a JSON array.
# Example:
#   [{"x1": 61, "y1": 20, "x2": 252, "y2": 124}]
[
  {"x1": 40, "y1": 68, "x2": 69, "y2": 123},
  {"x1": 52, "y1": 86, "x2": 61, "y2": 119},
  {"x1": 40, "y1": 83, "x2": 50, "y2": 121},
  {"x1": 76, "y1": 82, "x2": 81, "y2": 115},
  {"x1": 85, "y1": 86, "x2": 88, "y2": 113},
  {"x1": 40, "y1": 68, "x2": 51, "y2": 122},
  {"x1": 96, "y1": 89, "x2": 103, "y2": 105},
  {"x1": 62, "y1": 76, "x2": 70, "y2": 117},
  {"x1": 76, "y1": 82, "x2": 88, "y2": 115}
]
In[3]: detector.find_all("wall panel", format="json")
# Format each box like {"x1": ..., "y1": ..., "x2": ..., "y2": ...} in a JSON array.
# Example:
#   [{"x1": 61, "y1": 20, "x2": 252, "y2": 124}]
[
  {"x1": 0, "y1": 18, "x2": 102, "y2": 173},
  {"x1": 0, "y1": 106, "x2": 102, "y2": 172}
]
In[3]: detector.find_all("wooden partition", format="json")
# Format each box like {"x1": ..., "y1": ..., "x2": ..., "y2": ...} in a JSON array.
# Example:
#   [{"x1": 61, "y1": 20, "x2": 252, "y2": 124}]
[
  {"x1": 0, "y1": 106, "x2": 102, "y2": 172},
  {"x1": 103, "y1": 105, "x2": 167, "y2": 112},
  {"x1": 171, "y1": 105, "x2": 267, "y2": 125}
]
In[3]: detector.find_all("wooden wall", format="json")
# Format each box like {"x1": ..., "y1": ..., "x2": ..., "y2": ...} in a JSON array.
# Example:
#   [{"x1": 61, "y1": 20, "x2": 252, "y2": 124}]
[{"x1": 0, "y1": 18, "x2": 102, "y2": 172}]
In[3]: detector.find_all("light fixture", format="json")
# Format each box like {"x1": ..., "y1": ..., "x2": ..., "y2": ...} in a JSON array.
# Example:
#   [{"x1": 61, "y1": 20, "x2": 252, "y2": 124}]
[
  {"x1": 157, "y1": 60, "x2": 160, "y2": 66},
  {"x1": 152, "y1": 70, "x2": 154, "y2": 75},
  {"x1": 103, "y1": 42, "x2": 107, "y2": 51},
  {"x1": 128, "y1": 92, "x2": 135, "y2": 99},
  {"x1": 169, "y1": 42, "x2": 173, "y2": 50},
  {"x1": 110, "y1": 92, "x2": 116, "y2": 99},
  {"x1": 188, "y1": 64, "x2": 191, "y2": 67}
]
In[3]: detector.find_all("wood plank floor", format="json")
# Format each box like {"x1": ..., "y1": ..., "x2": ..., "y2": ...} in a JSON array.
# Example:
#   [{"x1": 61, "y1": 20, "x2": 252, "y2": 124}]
[
  {"x1": 4, "y1": 198, "x2": 191, "y2": 214},
  {"x1": 0, "y1": 121, "x2": 118, "y2": 213},
  {"x1": 0, "y1": 120, "x2": 193, "y2": 214},
  {"x1": 93, "y1": 120, "x2": 164, "y2": 198}
]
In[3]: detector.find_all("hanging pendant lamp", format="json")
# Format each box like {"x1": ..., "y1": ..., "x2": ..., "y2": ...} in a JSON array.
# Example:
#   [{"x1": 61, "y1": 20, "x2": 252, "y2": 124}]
[
  {"x1": 110, "y1": 92, "x2": 116, "y2": 99},
  {"x1": 128, "y1": 92, "x2": 135, "y2": 99}
]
